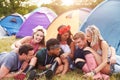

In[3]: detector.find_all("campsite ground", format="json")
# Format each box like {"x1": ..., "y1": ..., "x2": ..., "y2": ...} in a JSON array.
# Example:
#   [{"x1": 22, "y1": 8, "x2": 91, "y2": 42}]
[{"x1": 0, "y1": 36, "x2": 119, "y2": 80}]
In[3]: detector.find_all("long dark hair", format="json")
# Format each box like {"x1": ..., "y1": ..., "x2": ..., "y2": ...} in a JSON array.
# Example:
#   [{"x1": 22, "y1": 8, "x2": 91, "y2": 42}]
[{"x1": 57, "y1": 25, "x2": 73, "y2": 46}]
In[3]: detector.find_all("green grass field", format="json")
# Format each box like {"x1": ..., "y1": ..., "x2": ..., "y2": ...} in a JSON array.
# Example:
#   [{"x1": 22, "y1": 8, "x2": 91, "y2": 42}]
[{"x1": 0, "y1": 36, "x2": 119, "y2": 80}]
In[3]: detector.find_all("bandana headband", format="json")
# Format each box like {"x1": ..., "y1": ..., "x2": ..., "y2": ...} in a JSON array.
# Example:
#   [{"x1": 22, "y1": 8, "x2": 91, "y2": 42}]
[
  {"x1": 50, "y1": 45, "x2": 60, "y2": 49},
  {"x1": 58, "y1": 25, "x2": 71, "y2": 35}
]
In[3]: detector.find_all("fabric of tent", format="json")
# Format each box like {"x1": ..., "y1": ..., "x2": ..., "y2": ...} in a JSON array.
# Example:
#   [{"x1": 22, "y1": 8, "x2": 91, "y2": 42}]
[
  {"x1": 45, "y1": 9, "x2": 91, "y2": 41},
  {"x1": 16, "y1": 7, "x2": 57, "y2": 38},
  {"x1": 80, "y1": 0, "x2": 120, "y2": 55},
  {"x1": 0, "y1": 25, "x2": 7, "y2": 37},
  {"x1": 0, "y1": 13, "x2": 25, "y2": 36}
]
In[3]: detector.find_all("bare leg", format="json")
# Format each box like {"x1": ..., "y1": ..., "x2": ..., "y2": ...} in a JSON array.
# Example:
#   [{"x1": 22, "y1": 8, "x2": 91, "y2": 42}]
[
  {"x1": 61, "y1": 56, "x2": 69, "y2": 75},
  {"x1": 55, "y1": 65, "x2": 64, "y2": 74}
]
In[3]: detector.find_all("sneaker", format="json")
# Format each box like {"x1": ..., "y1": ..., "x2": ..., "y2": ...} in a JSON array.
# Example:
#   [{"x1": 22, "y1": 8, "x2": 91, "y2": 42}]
[{"x1": 45, "y1": 70, "x2": 54, "y2": 80}]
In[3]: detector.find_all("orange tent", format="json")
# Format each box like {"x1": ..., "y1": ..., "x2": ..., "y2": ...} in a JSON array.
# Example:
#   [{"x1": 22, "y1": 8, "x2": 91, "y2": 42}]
[{"x1": 46, "y1": 9, "x2": 91, "y2": 41}]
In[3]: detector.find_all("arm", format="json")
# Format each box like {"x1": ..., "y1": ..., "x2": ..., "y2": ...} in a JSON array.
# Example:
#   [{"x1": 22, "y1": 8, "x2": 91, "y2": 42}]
[
  {"x1": 36, "y1": 49, "x2": 48, "y2": 70},
  {"x1": 4, "y1": 69, "x2": 23, "y2": 78},
  {"x1": 84, "y1": 41, "x2": 110, "y2": 74},
  {"x1": 69, "y1": 42, "x2": 75, "y2": 59},
  {"x1": 110, "y1": 46, "x2": 116, "y2": 64},
  {"x1": 0, "y1": 65, "x2": 24, "y2": 79},
  {"x1": 93, "y1": 41, "x2": 109, "y2": 73},
  {"x1": 38, "y1": 64, "x2": 51, "y2": 70},
  {"x1": 38, "y1": 65, "x2": 47, "y2": 70},
  {"x1": 11, "y1": 36, "x2": 32, "y2": 49},
  {"x1": 0, "y1": 65, "x2": 10, "y2": 79}
]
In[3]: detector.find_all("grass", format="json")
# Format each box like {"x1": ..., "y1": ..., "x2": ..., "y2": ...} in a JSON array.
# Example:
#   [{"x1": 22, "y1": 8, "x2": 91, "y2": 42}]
[
  {"x1": 0, "y1": 36, "x2": 120, "y2": 80},
  {"x1": 0, "y1": 36, "x2": 17, "y2": 53}
]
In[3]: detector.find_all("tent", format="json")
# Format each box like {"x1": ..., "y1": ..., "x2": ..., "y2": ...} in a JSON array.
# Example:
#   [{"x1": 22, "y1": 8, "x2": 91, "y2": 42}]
[
  {"x1": 0, "y1": 13, "x2": 25, "y2": 36},
  {"x1": 45, "y1": 8, "x2": 91, "y2": 41},
  {"x1": 16, "y1": 7, "x2": 57, "y2": 38},
  {"x1": 0, "y1": 25, "x2": 7, "y2": 37},
  {"x1": 80, "y1": 0, "x2": 120, "y2": 55}
]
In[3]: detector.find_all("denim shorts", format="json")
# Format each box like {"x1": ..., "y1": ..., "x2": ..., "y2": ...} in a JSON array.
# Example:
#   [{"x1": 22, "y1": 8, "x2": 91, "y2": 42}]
[{"x1": 110, "y1": 55, "x2": 120, "y2": 74}]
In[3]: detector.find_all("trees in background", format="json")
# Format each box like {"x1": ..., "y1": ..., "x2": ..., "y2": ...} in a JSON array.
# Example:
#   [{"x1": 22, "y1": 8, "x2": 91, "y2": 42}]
[
  {"x1": 0, "y1": 0, "x2": 37, "y2": 17},
  {"x1": 0, "y1": 0, "x2": 103, "y2": 17},
  {"x1": 42, "y1": 0, "x2": 103, "y2": 15}
]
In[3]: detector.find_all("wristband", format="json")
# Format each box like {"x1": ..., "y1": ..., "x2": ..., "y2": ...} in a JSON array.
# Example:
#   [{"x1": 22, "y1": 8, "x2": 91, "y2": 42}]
[
  {"x1": 91, "y1": 70, "x2": 96, "y2": 75},
  {"x1": 90, "y1": 71, "x2": 95, "y2": 76},
  {"x1": 45, "y1": 65, "x2": 49, "y2": 69}
]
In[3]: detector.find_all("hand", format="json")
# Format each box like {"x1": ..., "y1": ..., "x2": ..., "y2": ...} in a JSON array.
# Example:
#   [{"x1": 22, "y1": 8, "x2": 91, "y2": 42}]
[
  {"x1": 83, "y1": 72, "x2": 94, "y2": 78},
  {"x1": 60, "y1": 53, "x2": 69, "y2": 59},
  {"x1": 20, "y1": 61, "x2": 29, "y2": 71},
  {"x1": 45, "y1": 64, "x2": 51, "y2": 69},
  {"x1": 15, "y1": 42, "x2": 22, "y2": 48},
  {"x1": 60, "y1": 54, "x2": 65, "y2": 59},
  {"x1": 15, "y1": 69, "x2": 24, "y2": 75}
]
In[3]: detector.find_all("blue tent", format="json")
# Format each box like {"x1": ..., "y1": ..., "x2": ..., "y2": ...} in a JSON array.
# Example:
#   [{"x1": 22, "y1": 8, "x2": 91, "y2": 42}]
[
  {"x1": 0, "y1": 13, "x2": 24, "y2": 36},
  {"x1": 80, "y1": 0, "x2": 120, "y2": 55}
]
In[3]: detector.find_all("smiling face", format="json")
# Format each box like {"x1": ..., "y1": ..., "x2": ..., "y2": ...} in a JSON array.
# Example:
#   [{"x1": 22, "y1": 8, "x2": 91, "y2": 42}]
[
  {"x1": 61, "y1": 32, "x2": 70, "y2": 41},
  {"x1": 74, "y1": 37, "x2": 86, "y2": 49},
  {"x1": 33, "y1": 30, "x2": 44, "y2": 43},
  {"x1": 73, "y1": 32, "x2": 87, "y2": 49},
  {"x1": 26, "y1": 50, "x2": 34, "y2": 60},
  {"x1": 85, "y1": 31, "x2": 92, "y2": 43},
  {"x1": 22, "y1": 50, "x2": 34, "y2": 61},
  {"x1": 19, "y1": 44, "x2": 34, "y2": 61},
  {"x1": 49, "y1": 47, "x2": 61, "y2": 56}
]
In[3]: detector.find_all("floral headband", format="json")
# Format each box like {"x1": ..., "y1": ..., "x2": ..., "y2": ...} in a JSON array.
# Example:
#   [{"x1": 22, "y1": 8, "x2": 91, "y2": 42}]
[
  {"x1": 33, "y1": 25, "x2": 47, "y2": 36},
  {"x1": 58, "y1": 25, "x2": 71, "y2": 35}
]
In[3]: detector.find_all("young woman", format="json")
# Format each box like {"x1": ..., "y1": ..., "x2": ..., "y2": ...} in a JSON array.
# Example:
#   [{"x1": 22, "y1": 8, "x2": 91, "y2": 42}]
[
  {"x1": 85, "y1": 25, "x2": 120, "y2": 76},
  {"x1": 11, "y1": 25, "x2": 46, "y2": 53},
  {"x1": 57, "y1": 25, "x2": 75, "y2": 71},
  {"x1": 11, "y1": 25, "x2": 46, "y2": 74},
  {"x1": 57, "y1": 25, "x2": 75, "y2": 59},
  {"x1": 73, "y1": 31, "x2": 109, "y2": 80}
]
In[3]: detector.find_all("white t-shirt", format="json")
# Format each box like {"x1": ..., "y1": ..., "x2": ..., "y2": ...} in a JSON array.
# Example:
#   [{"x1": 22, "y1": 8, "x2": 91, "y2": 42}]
[{"x1": 60, "y1": 44, "x2": 71, "y2": 53}]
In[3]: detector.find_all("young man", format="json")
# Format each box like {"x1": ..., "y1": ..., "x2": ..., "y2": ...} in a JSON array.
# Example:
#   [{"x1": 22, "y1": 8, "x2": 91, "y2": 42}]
[
  {"x1": 73, "y1": 31, "x2": 109, "y2": 80},
  {"x1": 36, "y1": 38, "x2": 68, "y2": 77},
  {"x1": 0, "y1": 44, "x2": 34, "y2": 79}
]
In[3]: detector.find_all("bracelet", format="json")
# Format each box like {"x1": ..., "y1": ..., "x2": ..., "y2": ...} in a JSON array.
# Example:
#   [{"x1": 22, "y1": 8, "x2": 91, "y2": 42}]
[
  {"x1": 45, "y1": 65, "x2": 49, "y2": 69},
  {"x1": 91, "y1": 70, "x2": 96, "y2": 75},
  {"x1": 90, "y1": 71, "x2": 95, "y2": 76}
]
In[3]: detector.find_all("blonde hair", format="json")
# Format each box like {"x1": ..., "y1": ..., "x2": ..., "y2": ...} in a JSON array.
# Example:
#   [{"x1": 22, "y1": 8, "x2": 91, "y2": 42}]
[
  {"x1": 73, "y1": 31, "x2": 85, "y2": 40},
  {"x1": 85, "y1": 25, "x2": 103, "y2": 47}
]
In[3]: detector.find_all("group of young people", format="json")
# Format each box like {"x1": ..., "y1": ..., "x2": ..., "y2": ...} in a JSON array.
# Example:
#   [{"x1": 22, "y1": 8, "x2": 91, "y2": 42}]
[{"x1": 0, "y1": 24, "x2": 120, "y2": 80}]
